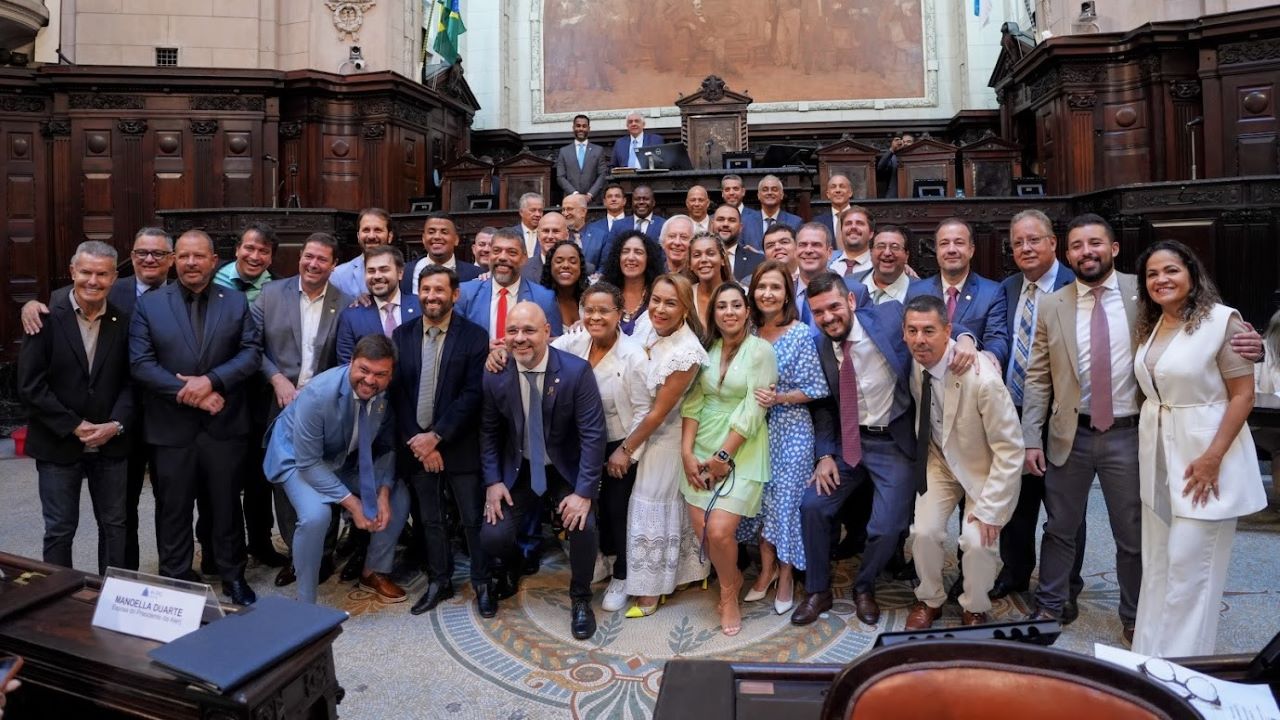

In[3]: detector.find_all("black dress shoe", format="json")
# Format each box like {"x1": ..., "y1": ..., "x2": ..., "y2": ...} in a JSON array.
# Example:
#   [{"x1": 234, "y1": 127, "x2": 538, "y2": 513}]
[
  {"x1": 476, "y1": 583, "x2": 497, "y2": 619},
  {"x1": 224, "y1": 578, "x2": 257, "y2": 606},
  {"x1": 410, "y1": 581, "x2": 455, "y2": 616},
  {"x1": 494, "y1": 569, "x2": 520, "y2": 600},
  {"x1": 790, "y1": 590, "x2": 833, "y2": 626},
  {"x1": 318, "y1": 555, "x2": 336, "y2": 584},
  {"x1": 571, "y1": 599, "x2": 597, "y2": 640},
  {"x1": 274, "y1": 564, "x2": 297, "y2": 587},
  {"x1": 340, "y1": 551, "x2": 366, "y2": 582},
  {"x1": 521, "y1": 554, "x2": 542, "y2": 577},
  {"x1": 249, "y1": 543, "x2": 288, "y2": 568},
  {"x1": 893, "y1": 563, "x2": 918, "y2": 582},
  {"x1": 1061, "y1": 599, "x2": 1079, "y2": 624},
  {"x1": 988, "y1": 578, "x2": 1029, "y2": 600}
]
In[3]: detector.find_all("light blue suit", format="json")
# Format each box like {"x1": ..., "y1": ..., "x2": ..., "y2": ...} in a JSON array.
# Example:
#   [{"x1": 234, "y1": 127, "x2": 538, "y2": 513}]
[
  {"x1": 455, "y1": 278, "x2": 564, "y2": 337},
  {"x1": 262, "y1": 364, "x2": 409, "y2": 603}
]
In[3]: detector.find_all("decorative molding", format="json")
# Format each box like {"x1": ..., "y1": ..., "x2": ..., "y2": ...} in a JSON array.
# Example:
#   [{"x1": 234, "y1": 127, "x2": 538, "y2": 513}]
[
  {"x1": 117, "y1": 119, "x2": 148, "y2": 135},
  {"x1": 699, "y1": 75, "x2": 727, "y2": 102},
  {"x1": 324, "y1": 0, "x2": 375, "y2": 42},
  {"x1": 40, "y1": 119, "x2": 70, "y2": 138},
  {"x1": 1066, "y1": 93, "x2": 1097, "y2": 110},
  {"x1": 1060, "y1": 63, "x2": 1106, "y2": 84},
  {"x1": 362, "y1": 123, "x2": 386, "y2": 139},
  {"x1": 190, "y1": 95, "x2": 265, "y2": 112},
  {"x1": 1169, "y1": 80, "x2": 1201, "y2": 100},
  {"x1": 0, "y1": 94, "x2": 45, "y2": 113},
  {"x1": 1219, "y1": 38, "x2": 1280, "y2": 65},
  {"x1": 279, "y1": 121, "x2": 303, "y2": 139},
  {"x1": 69, "y1": 93, "x2": 144, "y2": 110},
  {"x1": 1026, "y1": 69, "x2": 1060, "y2": 102},
  {"x1": 190, "y1": 120, "x2": 219, "y2": 135}
]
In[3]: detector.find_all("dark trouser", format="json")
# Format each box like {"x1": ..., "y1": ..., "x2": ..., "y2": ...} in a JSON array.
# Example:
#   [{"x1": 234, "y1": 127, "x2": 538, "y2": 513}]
[
  {"x1": 123, "y1": 439, "x2": 154, "y2": 571},
  {"x1": 409, "y1": 467, "x2": 489, "y2": 588},
  {"x1": 997, "y1": 471, "x2": 1086, "y2": 600},
  {"x1": 479, "y1": 463, "x2": 597, "y2": 601},
  {"x1": 599, "y1": 440, "x2": 637, "y2": 579},
  {"x1": 241, "y1": 439, "x2": 276, "y2": 550},
  {"x1": 1035, "y1": 424, "x2": 1142, "y2": 625},
  {"x1": 153, "y1": 435, "x2": 248, "y2": 582},
  {"x1": 800, "y1": 434, "x2": 915, "y2": 595},
  {"x1": 36, "y1": 455, "x2": 128, "y2": 575}
]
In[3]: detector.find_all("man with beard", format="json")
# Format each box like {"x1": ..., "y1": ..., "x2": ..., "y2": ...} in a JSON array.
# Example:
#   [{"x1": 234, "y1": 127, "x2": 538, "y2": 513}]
[
  {"x1": 331, "y1": 208, "x2": 395, "y2": 298},
  {"x1": 336, "y1": 245, "x2": 422, "y2": 363},
  {"x1": 685, "y1": 185, "x2": 712, "y2": 235},
  {"x1": 523, "y1": 212, "x2": 572, "y2": 284},
  {"x1": 402, "y1": 212, "x2": 482, "y2": 300},
  {"x1": 659, "y1": 215, "x2": 695, "y2": 274},
  {"x1": 456, "y1": 228, "x2": 563, "y2": 345},
  {"x1": 610, "y1": 185, "x2": 665, "y2": 242},
  {"x1": 213, "y1": 223, "x2": 276, "y2": 302},
  {"x1": 391, "y1": 266, "x2": 492, "y2": 617},
  {"x1": 828, "y1": 206, "x2": 875, "y2": 278},
  {"x1": 713, "y1": 204, "x2": 763, "y2": 282},
  {"x1": 561, "y1": 194, "x2": 590, "y2": 248},
  {"x1": 815, "y1": 174, "x2": 854, "y2": 250},
  {"x1": 582, "y1": 185, "x2": 627, "y2": 270},
  {"x1": 555, "y1": 115, "x2": 609, "y2": 201}
]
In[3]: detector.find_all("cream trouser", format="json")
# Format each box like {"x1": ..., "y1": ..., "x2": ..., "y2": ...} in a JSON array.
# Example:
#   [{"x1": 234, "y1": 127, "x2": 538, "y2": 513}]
[
  {"x1": 1133, "y1": 504, "x2": 1236, "y2": 657},
  {"x1": 910, "y1": 457, "x2": 999, "y2": 614}
]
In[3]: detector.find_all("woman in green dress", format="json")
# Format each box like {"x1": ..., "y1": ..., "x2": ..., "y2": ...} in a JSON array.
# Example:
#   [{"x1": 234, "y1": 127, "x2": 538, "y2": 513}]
[{"x1": 680, "y1": 282, "x2": 778, "y2": 636}]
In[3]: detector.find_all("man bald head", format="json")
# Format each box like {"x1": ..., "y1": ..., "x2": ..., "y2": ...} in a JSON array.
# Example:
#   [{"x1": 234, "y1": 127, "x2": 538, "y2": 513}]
[
  {"x1": 685, "y1": 185, "x2": 710, "y2": 222},
  {"x1": 537, "y1": 212, "x2": 570, "y2": 256},
  {"x1": 505, "y1": 301, "x2": 551, "y2": 368}
]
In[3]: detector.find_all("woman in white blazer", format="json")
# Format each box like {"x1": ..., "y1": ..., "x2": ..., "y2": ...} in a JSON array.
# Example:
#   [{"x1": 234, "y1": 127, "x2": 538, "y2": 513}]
[{"x1": 1131, "y1": 240, "x2": 1265, "y2": 658}]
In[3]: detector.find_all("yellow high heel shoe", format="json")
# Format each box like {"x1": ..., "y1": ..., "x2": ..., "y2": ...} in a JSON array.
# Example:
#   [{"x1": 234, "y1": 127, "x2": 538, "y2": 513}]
[{"x1": 624, "y1": 595, "x2": 665, "y2": 618}]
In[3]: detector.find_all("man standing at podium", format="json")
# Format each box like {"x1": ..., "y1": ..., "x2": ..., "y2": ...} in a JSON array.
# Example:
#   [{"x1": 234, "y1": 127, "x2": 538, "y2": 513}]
[{"x1": 611, "y1": 111, "x2": 663, "y2": 169}]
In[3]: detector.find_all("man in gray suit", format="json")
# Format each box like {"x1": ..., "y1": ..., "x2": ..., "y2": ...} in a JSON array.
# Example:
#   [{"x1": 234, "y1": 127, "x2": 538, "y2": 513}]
[
  {"x1": 251, "y1": 232, "x2": 353, "y2": 587},
  {"x1": 554, "y1": 115, "x2": 609, "y2": 202}
]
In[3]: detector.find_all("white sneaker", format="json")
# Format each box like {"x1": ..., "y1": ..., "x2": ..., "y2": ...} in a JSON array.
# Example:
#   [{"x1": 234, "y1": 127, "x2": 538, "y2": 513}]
[{"x1": 602, "y1": 578, "x2": 628, "y2": 612}]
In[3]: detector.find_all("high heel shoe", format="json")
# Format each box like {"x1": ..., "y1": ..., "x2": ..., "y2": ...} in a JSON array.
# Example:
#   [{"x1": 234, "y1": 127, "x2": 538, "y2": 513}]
[
  {"x1": 774, "y1": 582, "x2": 795, "y2": 615},
  {"x1": 625, "y1": 595, "x2": 665, "y2": 618},
  {"x1": 743, "y1": 572, "x2": 778, "y2": 603}
]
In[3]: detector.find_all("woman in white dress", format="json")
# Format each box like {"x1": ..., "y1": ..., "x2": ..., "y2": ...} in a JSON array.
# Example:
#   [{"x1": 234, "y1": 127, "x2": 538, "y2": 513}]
[
  {"x1": 609, "y1": 273, "x2": 711, "y2": 617},
  {"x1": 1131, "y1": 240, "x2": 1266, "y2": 658}
]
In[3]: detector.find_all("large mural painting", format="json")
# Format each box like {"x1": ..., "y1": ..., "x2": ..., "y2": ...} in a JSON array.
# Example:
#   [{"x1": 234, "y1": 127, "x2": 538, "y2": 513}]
[{"x1": 540, "y1": 0, "x2": 927, "y2": 114}]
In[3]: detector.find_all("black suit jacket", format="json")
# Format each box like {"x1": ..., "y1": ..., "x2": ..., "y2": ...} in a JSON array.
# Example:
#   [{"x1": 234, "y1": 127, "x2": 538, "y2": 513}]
[
  {"x1": 731, "y1": 242, "x2": 765, "y2": 283},
  {"x1": 390, "y1": 313, "x2": 489, "y2": 473},
  {"x1": 18, "y1": 295, "x2": 135, "y2": 461},
  {"x1": 129, "y1": 282, "x2": 262, "y2": 446},
  {"x1": 50, "y1": 276, "x2": 147, "y2": 318}
]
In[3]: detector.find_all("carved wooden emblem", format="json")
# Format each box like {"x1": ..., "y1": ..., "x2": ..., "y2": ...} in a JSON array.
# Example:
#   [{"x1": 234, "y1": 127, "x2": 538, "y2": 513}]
[{"x1": 325, "y1": 0, "x2": 375, "y2": 41}]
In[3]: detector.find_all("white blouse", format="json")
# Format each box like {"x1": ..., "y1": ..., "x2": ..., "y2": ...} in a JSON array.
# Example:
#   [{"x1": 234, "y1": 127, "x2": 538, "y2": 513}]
[{"x1": 552, "y1": 331, "x2": 652, "y2": 451}]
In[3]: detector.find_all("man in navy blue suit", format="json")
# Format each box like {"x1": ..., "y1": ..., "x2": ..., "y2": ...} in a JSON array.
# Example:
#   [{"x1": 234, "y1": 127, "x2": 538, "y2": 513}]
[
  {"x1": 904, "y1": 218, "x2": 1010, "y2": 371},
  {"x1": 336, "y1": 245, "x2": 422, "y2": 363},
  {"x1": 792, "y1": 273, "x2": 915, "y2": 627},
  {"x1": 455, "y1": 229, "x2": 563, "y2": 344},
  {"x1": 739, "y1": 175, "x2": 802, "y2": 252},
  {"x1": 401, "y1": 213, "x2": 482, "y2": 300},
  {"x1": 713, "y1": 205, "x2": 764, "y2": 283},
  {"x1": 479, "y1": 301, "x2": 606, "y2": 640},
  {"x1": 390, "y1": 266, "x2": 493, "y2": 617},
  {"x1": 129, "y1": 229, "x2": 262, "y2": 605},
  {"x1": 610, "y1": 111, "x2": 663, "y2": 169},
  {"x1": 607, "y1": 185, "x2": 666, "y2": 245},
  {"x1": 581, "y1": 185, "x2": 628, "y2": 270}
]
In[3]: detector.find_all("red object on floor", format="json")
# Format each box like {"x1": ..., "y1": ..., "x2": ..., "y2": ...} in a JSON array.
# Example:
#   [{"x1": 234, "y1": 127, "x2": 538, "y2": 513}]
[{"x1": 11, "y1": 426, "x2": 27, "y2": 457}]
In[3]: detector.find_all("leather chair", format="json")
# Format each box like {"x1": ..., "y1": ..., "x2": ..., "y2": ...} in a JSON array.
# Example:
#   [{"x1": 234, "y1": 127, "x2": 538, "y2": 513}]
[{"x1": 821, "y1": 640, "x2": 1200, "y2": 720}]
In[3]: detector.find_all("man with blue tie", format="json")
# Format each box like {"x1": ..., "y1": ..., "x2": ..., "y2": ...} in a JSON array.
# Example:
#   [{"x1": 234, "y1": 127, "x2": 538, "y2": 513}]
[
  {"x1": 480, "y1": 301, "x2": 607, "y2": 640},
  {"x1": 391, "y1": 266, "x2": 493, "y2": 617},
  {"x1": 904, "y1": 218, "x2": 1010, "y2": 371},
  {"x1": 610, "y1": 111, "x2": 663, "y2": 169},
  {"x1": 129, "y1": 230, "x2": 262, "y2": 605},
  {"x1": 455, "y1": 229, "x2": 563, "y2": 344},
  {"x1": 581, "y1": 185, "x2": 628, "y2": 270},
  {"x1": 740, "y1": 175, "x2": 802, "y2": 252},
  {"x1": 555, "y1": 115, "x2": 609, "y2": 202},
  {"x1": 263, "y1": 335, "x2": 410, "y2": 605},
  {"x1": 335, "y1": 245, "x2": 421, "y2": 363}
]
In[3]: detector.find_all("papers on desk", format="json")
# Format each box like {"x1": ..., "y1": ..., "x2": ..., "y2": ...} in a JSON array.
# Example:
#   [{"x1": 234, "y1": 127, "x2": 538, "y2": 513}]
[{"x1": 1095, "y1": 644, "x2": 1280, "y2": 720}]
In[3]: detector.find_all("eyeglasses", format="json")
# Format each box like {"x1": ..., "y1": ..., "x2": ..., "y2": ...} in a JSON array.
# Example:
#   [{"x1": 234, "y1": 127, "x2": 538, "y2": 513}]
[
  {"x1": 872, "y1": 243, "x2": 906, "y2": 254},
  {"x1": 133, "y1": 250, "x2": 173, "y2": 260},
  {"x1": 1011, "y1": 236, "x2": 1052, "y2": 250},
  {"x1": 581, "y1": 305, "x2": 619, "y2": 318},
  {"x1": 1138, "y1": 658, "x2": 1221, "y2": 708}
]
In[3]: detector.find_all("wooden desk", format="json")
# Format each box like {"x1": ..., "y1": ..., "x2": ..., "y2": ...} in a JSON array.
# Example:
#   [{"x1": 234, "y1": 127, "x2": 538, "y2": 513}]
[{"x1": 0, "y1": 553, "x2": 343, "y2": 720}]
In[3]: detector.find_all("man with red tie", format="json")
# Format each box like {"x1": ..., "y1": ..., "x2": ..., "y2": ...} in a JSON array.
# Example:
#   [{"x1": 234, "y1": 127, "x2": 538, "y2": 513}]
[{"x1": 454, "y1": 228, "x2": 563, "y2": 347}]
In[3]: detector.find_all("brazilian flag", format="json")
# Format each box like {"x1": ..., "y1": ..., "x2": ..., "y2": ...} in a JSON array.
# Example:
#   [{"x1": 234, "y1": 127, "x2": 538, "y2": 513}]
[{"x1": 433, "y1": 0, "x2": 466, "y2": 65}]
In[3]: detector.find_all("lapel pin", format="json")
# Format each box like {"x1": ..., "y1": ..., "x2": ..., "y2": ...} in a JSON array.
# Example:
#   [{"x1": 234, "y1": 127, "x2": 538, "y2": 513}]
[
  {"x1": 218, "y1": 292, "x2": 224, "y2": 298},
  {"x1": 964, "y1": 294, "x2": 971, "y2": 301}
]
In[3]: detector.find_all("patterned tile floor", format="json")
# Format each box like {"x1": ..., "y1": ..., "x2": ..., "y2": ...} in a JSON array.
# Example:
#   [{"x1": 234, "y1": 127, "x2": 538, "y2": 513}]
[{"x1": 0, "y1": 452, "x2": 1276, "y2": 719}]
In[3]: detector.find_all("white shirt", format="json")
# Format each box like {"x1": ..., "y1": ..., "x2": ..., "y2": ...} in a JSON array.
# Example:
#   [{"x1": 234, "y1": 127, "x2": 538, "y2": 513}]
[
  {"x1": 942, "y1": 273, "x2": 969, "y2": 303},
  {"x1": 1075, "y1": 271, "x2": 1139, "y2": 417},
  {"x1": 297, "y1": 279, "x2": 328, "y2": 388},
  {"x1": 516, "y1": 350, "x2": 551, "y2": 462},
  {"x1": 553, "y1": 332, "x2": 652, "y2": 446},
  {"x1": 863, "y1": 271, "x2": 910, "y2": 305},
  {"x1": 606, "y1": 212, "x2": 626, "y2": 233},
  {"x1": 375, "y1": 289, "x2": 404, "y2": 331},
  {"x1": 411, "y1": 254, "x2": 457, "y2": 292},
  {"x1": 833, "y1": 316, "x2": 895, "y2": 426},
  {"x1": 521, "y1": 225, "x2": 538, "y2": 258},
  {"x1": 760, "y1": 211, "x2": 782, "y2": 235},
  {"x1": 633, "y1": 214, "x2": 654, "y2": 235},
  {"x1": 691, "y1": 217, "x2": 710, "y2": 234},
  {"x1": 1005, "y1": 259, "x2": 1061, "y2": 388},
  {"x1": 830, "y1": 251, "x2": 872, "y2": 277},
  {"x1": 134, "y1": 277, "x2": 164, "y2": 297},
  {"x1": 489, "y1": 278, "x2": 521, "y2": 340}
]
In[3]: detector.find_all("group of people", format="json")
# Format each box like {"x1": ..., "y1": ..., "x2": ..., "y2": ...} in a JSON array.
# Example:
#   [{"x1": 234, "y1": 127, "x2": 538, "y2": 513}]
[{"x1": 15, "y1": 171, "x2": 1269, "y2": 657}]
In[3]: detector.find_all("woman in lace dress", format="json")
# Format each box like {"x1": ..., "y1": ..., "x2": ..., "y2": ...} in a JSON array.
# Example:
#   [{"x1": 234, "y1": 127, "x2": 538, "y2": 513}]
[{"x1": 611, "y1": 273, "x2": 710, "y2": 616}]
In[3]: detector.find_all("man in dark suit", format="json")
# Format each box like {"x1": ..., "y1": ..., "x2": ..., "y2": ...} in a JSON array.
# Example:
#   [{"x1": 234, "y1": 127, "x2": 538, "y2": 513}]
[
  {"x1": 793, "y1": 273, "x2": 916, "y2": 627},
  {"x1": 522, "y1": 212, "x2": 570, "y2": 284},
  {"x1": 555, "y1": 114, "x2": 609, "y2": 202},
  {"x1": 401, "y1": 213, "x2": 482, "y2": 302},
  {"x1": 610, "y1": 111, "x2": 663, "y2": 169},
  {"x1": 904, "y1": 218, "x2": 1010, "y2": 371},
  {"x1": 739, "y1": 175, "x2": 802, "y2": 252},
  {"x1": 129, "y1": 229, "x2": 262, "y2": 605},
  {"x1": 991, "y1": 209, "x2": 1086, "y2": 614},
  {"x1": 336, "y1": 245, "x2": 422, "y2": 363},
  {"x1": 18, "y1": 227, "x2": 174, "y2": 571},
  {"x1": 712, "y1": 205, "x2": 763, "y2": 283},
  {"x1": 456, "y1": 229, "x2": 563, "y2": 342},
  {"x1": 18, "y1": 241, "x2": 134, "y2": 575},
  {"x1": 814, "y1": 174, "x2": 854, "y2": 249},
  {"x1": 607, "y1": 185, "x2": 665, "y2": 244},
  {"x1": 508, "y1": 193, "x2": 545, "y2": 260},
  {"x1": 252, "y1": 233, "x2": 352, "y2": 587},
  {"x1": 828, "y1": 205, "x2": 876, "y2": 278},
  {"x1": 391, "y1": 266, "x2": 492, "y2": 617},
  {"x1": 876, "y1": 133, "x2": 913, "y2": 198},
  {"x1": 581, "y1": 185, "x2": 628, "y2": 270},
  {"x1": 720, "y1": 174, "x2": 750, "y2": 218},
  {"x1": 480, "y1": 301, "x2": 606, "y2": 639}
]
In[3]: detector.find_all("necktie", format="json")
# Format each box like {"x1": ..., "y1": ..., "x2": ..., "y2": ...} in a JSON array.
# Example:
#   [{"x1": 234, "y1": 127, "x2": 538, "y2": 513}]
[
  {"x1": 576, "y1": 143, "x2": 585, "y2": 169},
  {"x1": 872, "y1": 288, "x2": 885, "y2": 305},
  {"x1": 637, "y1": 217, "x2": 648, "y2": 235},
  {"x1": 356, "y1": 399, "x2": 378, "y2": 519},
  {"x1": 913, "y1": 368, "x2": 932, "y2": 495},
  {"x1": 838, "y1": 340, "x2": 863, "y2": 468},
  {"x1": 382, "y1": 301, "x2": 398, "y2": 338},
  {"x1": 765, "y1": 216, "x2": 776, "y2": 234},
  {"x1": 1089, "y1": 286, "x2": 1114, "y2": 432},
  {"x1": 416, "y1": 327, "x2": 441, "y2": 430},
  {"x1": 523, "y1": 371, "x2": 548, "y2": 496},
  {"x1": 1009, "y1": 284, "x2": 1037, "y2": 406},
  {"x1": 496, "y1": 288, "x2": 509, "y2": 339},
  {"x1": 187, "y1": 292, "x2": 205, "y2": 348},
  {"x1": 630, "y1": 138, "x2": 640, "y2": 169},
  {"x1": 945, "y1": 286, "x2": 959, "y2": 322}
]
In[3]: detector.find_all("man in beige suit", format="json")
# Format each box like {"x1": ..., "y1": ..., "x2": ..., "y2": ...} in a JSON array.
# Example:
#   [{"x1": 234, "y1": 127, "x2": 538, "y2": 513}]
[{"x1": 902, "y1": 295, "x2": 1023, "y2": 629}]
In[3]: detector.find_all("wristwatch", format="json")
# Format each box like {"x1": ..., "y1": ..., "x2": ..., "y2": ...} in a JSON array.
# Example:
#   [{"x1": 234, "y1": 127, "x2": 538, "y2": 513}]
[
  {"x1": 112, "y1": 421, "x2": 125, "y2": 436},
  {"x1": 714, "y1": 449, "x2": 733, "y2": 465}
]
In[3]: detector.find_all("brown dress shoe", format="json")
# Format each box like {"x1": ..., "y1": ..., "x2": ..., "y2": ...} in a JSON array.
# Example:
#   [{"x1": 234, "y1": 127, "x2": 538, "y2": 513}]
[
  {"x1": 359, "y1": 572, "x2": 407, "y2": 603},
  {"x1": 854, "y1": 591, "x2": 880, "y2": 625},
  {"x1": 1122, "y1": 625, "x2": 1135, "y2": 647},
  {"x1": 904, "y1": 601, "x2": 944, "y2": 630},
  {"x1": 961, "y1": 611, "x2": 988, "y2": 626},
  {"x1": 790, "y1": 590, "x2": 833, "y2": 626}
]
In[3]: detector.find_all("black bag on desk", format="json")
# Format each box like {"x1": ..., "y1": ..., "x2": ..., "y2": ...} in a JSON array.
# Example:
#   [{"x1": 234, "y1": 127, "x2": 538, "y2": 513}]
[{"x1": 147, "y1": 596, "x2": 347, "y2": 692}]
